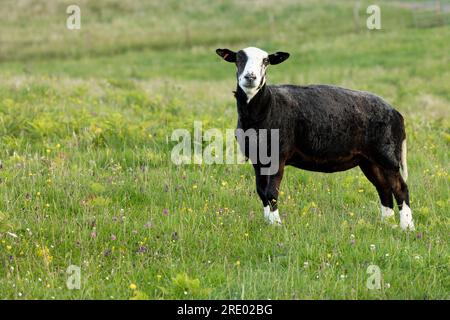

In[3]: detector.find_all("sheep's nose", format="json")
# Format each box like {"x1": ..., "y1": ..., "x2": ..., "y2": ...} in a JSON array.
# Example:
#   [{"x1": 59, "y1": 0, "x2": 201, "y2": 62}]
[{"x1": 244, "y1": 74, "x2": 256, "y2": 81}]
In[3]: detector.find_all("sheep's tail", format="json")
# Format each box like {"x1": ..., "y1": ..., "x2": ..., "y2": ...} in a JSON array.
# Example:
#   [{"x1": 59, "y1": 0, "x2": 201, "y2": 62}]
[{"x1": 400, "y1": 139, "x2": 408, "y2": 182}]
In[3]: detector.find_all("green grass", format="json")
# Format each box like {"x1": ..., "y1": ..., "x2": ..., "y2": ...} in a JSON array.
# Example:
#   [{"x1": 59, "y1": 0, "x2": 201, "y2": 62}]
[{"x1": 0, "y1": 0, "x2": 449, "y2": 299}]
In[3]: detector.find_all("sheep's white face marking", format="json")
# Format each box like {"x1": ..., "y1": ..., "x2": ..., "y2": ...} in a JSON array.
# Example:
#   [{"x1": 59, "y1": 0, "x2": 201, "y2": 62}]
[
  {"x1": 237, "y1": 47, "x2": 269, "y2": 103},
  {"x1": 216, "y1": 47, "x2": 289, "y2": 102}
]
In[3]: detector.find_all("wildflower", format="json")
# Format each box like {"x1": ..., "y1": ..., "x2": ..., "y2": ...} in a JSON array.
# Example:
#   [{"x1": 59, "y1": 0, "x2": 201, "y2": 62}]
[
  {"x1": 129, "y1": 283, "x2": 137, "y2": 290},
  {"x1": 327, "y1": 253, "x2": 332, "y2": 259},
  {"x1": 90, "y1": 231, "x2": 97, "y2": 238},
  {"x1": 235, "y1": 260, "x2": 241, "y2": 267},
  {"x1": 136, "y1": 246, "x2": 147, "y2": 253},
  {"x1": 36, "y1": 246, "x2": 53, "y2": 266},
  {"x1": 192, "y1": 185, "x2": 198, "y2": 189},
  {"x1": 162, "y1": 208, "x2": 169, "y2": 215},
  {"x1": 111, "y1": 234, "x2": 117, "y2": 241},
  {"x1": 370, "y1": 244, "x2": 376, "y2": 251}
]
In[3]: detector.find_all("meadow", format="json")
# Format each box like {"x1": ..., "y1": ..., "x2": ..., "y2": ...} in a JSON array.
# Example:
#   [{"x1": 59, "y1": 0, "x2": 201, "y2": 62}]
[{"x1": 0, "y1": 0, "x2": 448, "y2": 299}]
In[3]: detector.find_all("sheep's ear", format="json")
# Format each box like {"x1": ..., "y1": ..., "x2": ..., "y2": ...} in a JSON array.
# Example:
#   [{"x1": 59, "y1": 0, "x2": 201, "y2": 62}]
[
  {"x1": 216, "y1": 48, "x2": 236, "y2": 63},
  {"x1": 268, "y1": 52, "x2": 290, "y2": 65}
]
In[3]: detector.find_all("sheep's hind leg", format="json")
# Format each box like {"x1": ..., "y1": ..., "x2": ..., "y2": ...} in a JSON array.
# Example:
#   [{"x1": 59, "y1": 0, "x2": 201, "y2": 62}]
[
  {"x1": 359, "y1": 160, "x2": 395, "y2": 221},
  {"x1": 385, "y1": 171, "x2": 415, "y2": 231}
]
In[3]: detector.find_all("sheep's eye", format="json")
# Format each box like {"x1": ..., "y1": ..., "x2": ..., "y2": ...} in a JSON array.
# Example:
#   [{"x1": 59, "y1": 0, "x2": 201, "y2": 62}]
[{"x1": 263, "y1": 58, "x2": 269, "y2": 66}]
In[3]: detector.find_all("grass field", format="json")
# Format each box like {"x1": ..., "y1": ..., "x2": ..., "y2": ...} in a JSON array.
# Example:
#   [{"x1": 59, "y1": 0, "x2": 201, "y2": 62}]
[{"x1": 0, "y1": 0, "x2": 449, "y2": 299}]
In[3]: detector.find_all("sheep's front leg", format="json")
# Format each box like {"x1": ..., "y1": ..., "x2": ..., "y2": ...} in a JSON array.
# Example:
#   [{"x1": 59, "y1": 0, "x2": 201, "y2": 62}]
[
  {"x1": 265, "y1": 165, "x2": 285, "y2": 225},
  {"x1": 254, "y1": 169, "x2": 270, "y2": 220}
]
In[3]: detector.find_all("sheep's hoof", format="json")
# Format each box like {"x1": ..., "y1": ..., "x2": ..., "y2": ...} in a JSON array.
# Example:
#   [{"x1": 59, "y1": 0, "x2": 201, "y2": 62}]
[
  {"x1": 400, "y1": 220, "x2": 415, "y2": 231},
  {"x1": 400, "y1": 204, "x2": 415, "y2": 231},
  {"x1": 271, "y1": 220, "x2": 282, "y2": 227},
  {"x1": 266, "y1": 210, "x2": 282, "y2": 226}
]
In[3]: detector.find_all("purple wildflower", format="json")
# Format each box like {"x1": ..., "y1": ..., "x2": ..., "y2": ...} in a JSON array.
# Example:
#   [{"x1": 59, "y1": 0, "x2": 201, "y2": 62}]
[{"x1": 137, "y1": 246, "x2": 148, "y2": 253}]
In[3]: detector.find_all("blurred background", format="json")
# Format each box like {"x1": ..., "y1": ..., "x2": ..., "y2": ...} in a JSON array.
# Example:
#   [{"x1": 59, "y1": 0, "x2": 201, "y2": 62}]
[{"x1": 1, "y1": 0, "x2": 449, "y2": 114}]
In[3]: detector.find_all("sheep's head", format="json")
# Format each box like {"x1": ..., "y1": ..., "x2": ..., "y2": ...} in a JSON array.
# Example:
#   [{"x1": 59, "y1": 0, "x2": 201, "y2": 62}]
[{"x1": 216, "y1": 47, "x2": 289, "y2": 102}]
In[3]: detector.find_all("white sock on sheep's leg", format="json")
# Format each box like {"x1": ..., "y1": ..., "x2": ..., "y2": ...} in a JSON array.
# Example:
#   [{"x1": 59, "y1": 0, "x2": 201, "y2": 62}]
[
  {"x1": 268, "y1": 209, "x2": 282, "y2": 225},
  {"x1": 381, "y1": 205, "x2": 394, "y2": 221},
  {"x1": 263, "y1": 206, "x2": 270, "y2": 220},
  {"x1": 399, "y1": 201, "x2": 415, "y2": 231}
]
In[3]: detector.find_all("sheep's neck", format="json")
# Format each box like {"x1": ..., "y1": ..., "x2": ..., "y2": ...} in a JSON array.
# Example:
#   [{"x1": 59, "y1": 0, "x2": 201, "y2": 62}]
[{"x1": 235, "y1": 84, "x2": 271, "y2": 128}]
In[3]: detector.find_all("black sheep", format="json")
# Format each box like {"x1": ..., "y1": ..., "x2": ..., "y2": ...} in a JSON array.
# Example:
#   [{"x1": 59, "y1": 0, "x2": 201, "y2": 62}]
[{"x1": 216, "y1": 47, "x2": 414, "y2": 230}]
